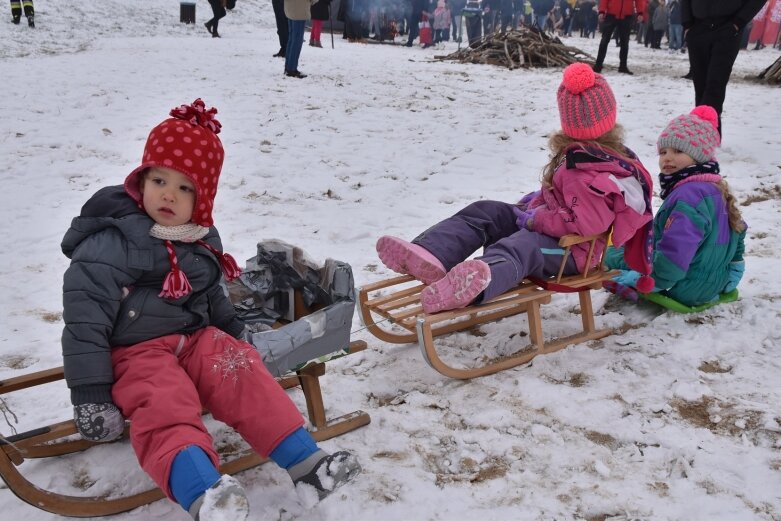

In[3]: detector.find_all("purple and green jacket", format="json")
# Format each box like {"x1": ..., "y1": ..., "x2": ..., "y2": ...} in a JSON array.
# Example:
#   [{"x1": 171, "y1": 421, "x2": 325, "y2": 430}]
[{"x1": 607, "y1": 171, "x2": 746, "y2": 306}]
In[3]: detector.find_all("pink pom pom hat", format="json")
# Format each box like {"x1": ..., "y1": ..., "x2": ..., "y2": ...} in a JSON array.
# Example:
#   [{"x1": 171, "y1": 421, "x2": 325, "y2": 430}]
[{"x1": 557, "y1": 63, "x2": 617, "y2": 140}]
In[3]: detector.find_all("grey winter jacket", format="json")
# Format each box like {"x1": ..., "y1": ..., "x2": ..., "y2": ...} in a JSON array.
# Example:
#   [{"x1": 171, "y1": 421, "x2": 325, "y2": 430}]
[
  {"x1": 680, "y1": 0, "x2": 767, "y2": 30},
  {"x1": 61, "y1": 186, "x2": 244, "y2": 406}
]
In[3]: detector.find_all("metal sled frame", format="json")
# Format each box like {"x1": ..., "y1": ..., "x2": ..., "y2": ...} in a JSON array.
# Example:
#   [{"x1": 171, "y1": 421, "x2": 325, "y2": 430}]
[
  {"x1": 0, "y1": 340, "x2": 370, "y2": 518},
  {"x1": 358, "y1": 233, "x2": 618, "y2": 379}
]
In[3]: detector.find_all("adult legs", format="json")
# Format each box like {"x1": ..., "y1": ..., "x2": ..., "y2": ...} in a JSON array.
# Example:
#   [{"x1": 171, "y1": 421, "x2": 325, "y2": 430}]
[
  {"x1": 272, "y1": 0, "x2": 289, "y2": 54},
  {"x1": 535, "y1": 13, "x2": 548, "y2": 31},
  {"x1": 285, "y1": 19, "x2": 306, "y2": 73},
  {"x1": 406, "y1": 12, "x2": 420, "y2": 45},
  {"x1": 687, "y1": 24, "x2": 741, "y2": 135},
  {"x1": 593, "y1": 14, "x2": 618, "y2": 70},
  {"x1": 206, "y1": 0, "x2": 226, "y2": 36},
  {"x1": 616, "y1": 16, "x2": 632, "y2": 69}
]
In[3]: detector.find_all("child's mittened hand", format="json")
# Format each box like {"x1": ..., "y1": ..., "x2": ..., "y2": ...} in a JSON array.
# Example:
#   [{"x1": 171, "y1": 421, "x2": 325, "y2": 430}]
[
  {"x1": 612, "y1": 269, "x2": 641, "y2": 288},
  {"x1": 517, "y1": 190, "x2": 541, "y2": 211},
  {"x1": 515, "y1": 208, "x2": 537, "y2": 231},
  {"x1": 74, "y1": 403, "x2": 125, "y2": 442},
  {"x1": 723, "y1": 261, "x2": 745, "y2": 293}
]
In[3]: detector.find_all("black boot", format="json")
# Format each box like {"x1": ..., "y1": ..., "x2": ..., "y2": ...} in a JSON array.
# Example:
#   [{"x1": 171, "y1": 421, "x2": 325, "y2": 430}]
[
  {"x1": 12, "y1": 14, "x2": 21, "y2": 24},
  {"x1": 204, "y1": 20, "x2": 213, "y2": 35},
  {"x1": 27, "y1": 15, "x2": 34, "y2": 28}
]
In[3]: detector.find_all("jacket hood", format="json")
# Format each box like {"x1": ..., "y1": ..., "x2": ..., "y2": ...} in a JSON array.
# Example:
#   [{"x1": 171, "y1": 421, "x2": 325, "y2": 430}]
[{"x1": 61, "y1": 185, "x2": 154, "y2": 259}]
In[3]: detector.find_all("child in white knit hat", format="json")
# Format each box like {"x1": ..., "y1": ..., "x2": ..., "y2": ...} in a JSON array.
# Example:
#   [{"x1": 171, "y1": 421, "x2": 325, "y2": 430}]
[{"x1": 605, "y1": 105, "x2": 747, "y2": 306}]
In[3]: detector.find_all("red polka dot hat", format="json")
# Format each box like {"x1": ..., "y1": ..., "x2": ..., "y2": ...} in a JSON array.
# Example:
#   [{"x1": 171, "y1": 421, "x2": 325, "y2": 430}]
[
  {"x1": 124, "y1": 98, "x2": 224, "y2": 228},
  {"x1": 124, "y1": 99, "x2": 241, "y2": 299}
]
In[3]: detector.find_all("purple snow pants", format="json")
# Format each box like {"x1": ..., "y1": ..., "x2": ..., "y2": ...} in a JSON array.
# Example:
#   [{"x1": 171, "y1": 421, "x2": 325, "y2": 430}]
[{"x1": 412, "y1": 200, "x2": 578, "y2": 302}]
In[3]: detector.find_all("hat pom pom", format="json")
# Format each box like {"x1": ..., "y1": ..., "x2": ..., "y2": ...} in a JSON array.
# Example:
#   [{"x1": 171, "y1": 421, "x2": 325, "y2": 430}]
[
  {"x1": 636, "y1": 275, "x2": 655, "y2": 294},
  {"x1": 562, "y1": 63, "x2": 596, "y2": 95},
  {"x1": 170, "y1": 98, "x2": 222, "y2": 135},
  {"x1": 690, "y1": 105, "x2": 719, "y2": 131}
]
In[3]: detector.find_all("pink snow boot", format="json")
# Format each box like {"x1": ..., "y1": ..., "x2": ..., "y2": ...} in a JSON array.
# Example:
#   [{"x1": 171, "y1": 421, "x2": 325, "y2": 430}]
[
  {"x1": 420, "y1": 260, "x2": 491, "y2": 314},
  {"x1": 376, "y1": 236, "x2": 446, "y2": 285}
]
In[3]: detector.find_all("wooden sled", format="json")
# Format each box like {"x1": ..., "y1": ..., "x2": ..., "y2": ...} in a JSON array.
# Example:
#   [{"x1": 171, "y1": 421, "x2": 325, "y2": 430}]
[
  {"x1": 358, "y1": 233, "x2": 618, "y2": 380},
  {"x1": 0, "y1": 294, "x2": 370, "y2": 518}
]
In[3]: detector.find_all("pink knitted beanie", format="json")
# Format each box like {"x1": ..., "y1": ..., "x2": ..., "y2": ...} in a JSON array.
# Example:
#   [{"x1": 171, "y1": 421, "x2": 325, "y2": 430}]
[
  {"x1": 557, "y1": 63, "x2": 617, "y2": 140},
  {"x1": 657, "y1": 105, "x2": 720, "y2": 163}
]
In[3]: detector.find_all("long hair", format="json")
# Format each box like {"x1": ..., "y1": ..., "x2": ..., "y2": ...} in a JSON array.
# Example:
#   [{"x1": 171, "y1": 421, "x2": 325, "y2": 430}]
[
  {"x1": 541, "y1": 124, "x2": 629, "y2": 188},
  {"x1": 716, "y1": 179, "x2": 746, "y2": 232}
]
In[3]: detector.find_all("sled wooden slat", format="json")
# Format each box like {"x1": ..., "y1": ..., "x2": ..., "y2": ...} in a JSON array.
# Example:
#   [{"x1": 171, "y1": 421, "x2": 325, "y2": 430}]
[
  {"x1": 358, "y1": 232, "x2": 617, "y2": 379},
  {"x1": 0, "y1": 339, "x2": 370, "y2": 518}
]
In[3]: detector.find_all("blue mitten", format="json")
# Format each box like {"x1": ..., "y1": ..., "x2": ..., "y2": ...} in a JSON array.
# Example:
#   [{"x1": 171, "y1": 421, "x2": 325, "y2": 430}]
[
  {"x1": 723, "y1": 261, "x2": 745, "y2": 292},
  {"x1": 612, "y1": 269, "x2": 641, "y2": 288},
  {"x1": 74, "y1": 403, "x2": 125, "y2": 442},
  {"x1": 515, "y1": 208, "x2": 537, "y2": 231}
]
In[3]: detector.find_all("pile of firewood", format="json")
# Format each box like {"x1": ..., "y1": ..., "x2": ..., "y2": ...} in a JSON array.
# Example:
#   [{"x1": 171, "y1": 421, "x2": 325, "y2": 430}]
[
  {"x1": 436, "y1": 27, "x2": 594, "y2": 69},
  {"x1": 758, "y1": 55, "x2": 781, "y2": 85}
]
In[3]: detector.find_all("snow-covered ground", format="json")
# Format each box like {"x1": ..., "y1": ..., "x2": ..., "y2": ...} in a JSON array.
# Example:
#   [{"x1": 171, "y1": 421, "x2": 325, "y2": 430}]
[{"x1": 1, "y1": 1, "x2": 781, "y2": 520}]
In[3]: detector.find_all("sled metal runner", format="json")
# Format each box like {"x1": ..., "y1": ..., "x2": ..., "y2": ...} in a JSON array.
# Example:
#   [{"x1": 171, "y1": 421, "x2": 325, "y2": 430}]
[
  {"x1": 358, "y1": 233, "x2": 618, "y2": 379},
  {"x1": 0, "y1": 341, "x2": 370, "y2": 518}
]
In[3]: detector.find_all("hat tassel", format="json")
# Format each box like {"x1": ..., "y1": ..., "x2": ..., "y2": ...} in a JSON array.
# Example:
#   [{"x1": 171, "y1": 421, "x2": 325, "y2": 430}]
[
  {"x1": 218, "y1": 252, "x2": 242, "y2": 281},
  {"x1": 159, "y1": 267, "x2": 193, "y2": 299}
]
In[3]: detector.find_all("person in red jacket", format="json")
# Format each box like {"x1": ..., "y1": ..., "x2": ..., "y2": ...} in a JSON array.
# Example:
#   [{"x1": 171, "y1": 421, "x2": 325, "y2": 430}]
[{"x1": 592, "y1": 0, "x2": 646, "y2": 75}]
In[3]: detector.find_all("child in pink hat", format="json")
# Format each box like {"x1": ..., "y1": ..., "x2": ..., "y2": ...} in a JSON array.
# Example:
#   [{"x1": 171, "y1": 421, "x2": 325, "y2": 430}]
[
  {"x1": 376, "y1": 63, "x2": 656, "y2": 314},
  {"x1": 61, "y1": 99, "x2": 360, "y2": 520}
]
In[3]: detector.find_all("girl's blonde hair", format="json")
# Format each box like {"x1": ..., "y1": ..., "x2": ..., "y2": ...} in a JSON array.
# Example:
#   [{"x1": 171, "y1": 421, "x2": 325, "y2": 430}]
[
  {"x1": 541, "y1": 125, "x2": 629, "y2": 188},
  {"x1": 716, "y1": 179, "x2": 746, "y2": 232}
]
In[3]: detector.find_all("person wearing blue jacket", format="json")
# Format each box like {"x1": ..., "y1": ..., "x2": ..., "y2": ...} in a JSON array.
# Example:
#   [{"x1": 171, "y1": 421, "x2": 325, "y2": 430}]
[{"x1": 606, "y1": 105, "x2": 747, "y2": 307}]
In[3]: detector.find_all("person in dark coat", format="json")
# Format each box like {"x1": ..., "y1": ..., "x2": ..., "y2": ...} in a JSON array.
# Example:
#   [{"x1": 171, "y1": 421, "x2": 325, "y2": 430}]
[
  {"x1": 681, "y1": 0, "x2": 768, "y2": 136},
  {"x1": 272, "y1": 0, "x2": 289, "y2": 57},
  {"x1": 592, "y1": 0, "x2": 647, "y2": 75},
  {"x1": 310, "y1": 0, "x2": 332, "y2": 47}
]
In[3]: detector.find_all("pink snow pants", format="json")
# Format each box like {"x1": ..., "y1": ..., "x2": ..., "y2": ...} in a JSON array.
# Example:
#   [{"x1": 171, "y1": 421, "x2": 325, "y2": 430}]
[{"x1": 111, "y1": 326, "x2": 304, "y2": 499}]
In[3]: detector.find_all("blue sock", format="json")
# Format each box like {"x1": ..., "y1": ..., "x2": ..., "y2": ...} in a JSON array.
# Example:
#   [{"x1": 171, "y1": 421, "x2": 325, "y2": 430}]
[
  {"x1": 169, "y1": 446, "x2": 221, "y2": 511},
  {"x1": 269, "y1": 427, "x2": 319, "y2": 469}
]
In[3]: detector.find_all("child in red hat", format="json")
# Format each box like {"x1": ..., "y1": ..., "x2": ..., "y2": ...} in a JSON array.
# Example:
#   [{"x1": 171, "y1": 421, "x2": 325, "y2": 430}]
[
  {"x1": 61, "y1": 99, "x2": 360, "y2": 520},
  {"x1": 375, "y1": 63, "x2": 655, "y2": 314}
]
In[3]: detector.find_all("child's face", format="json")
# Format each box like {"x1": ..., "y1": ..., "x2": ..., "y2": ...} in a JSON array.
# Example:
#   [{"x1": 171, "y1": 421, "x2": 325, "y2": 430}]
[
  {"x1": 140, "y1": 167, "x2": 196, "y2": 226},
  {"x1": 658, "y1": 147, "x2": 696, "y2": 175}
]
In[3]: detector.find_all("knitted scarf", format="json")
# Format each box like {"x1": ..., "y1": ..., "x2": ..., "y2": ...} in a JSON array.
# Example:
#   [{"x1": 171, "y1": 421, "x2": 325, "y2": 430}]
[
  {"x1": 149, "y1": 223, "x2": 241, "y2": 299},
  {"x1": 658, "y1": 161, "x2": 720, "y2": 200}
]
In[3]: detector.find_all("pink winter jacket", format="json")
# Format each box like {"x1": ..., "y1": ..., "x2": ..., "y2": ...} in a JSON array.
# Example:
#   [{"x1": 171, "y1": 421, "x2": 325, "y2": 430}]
[{"x1": 528, "y1": 144, "x2": 653, "y2": 271}]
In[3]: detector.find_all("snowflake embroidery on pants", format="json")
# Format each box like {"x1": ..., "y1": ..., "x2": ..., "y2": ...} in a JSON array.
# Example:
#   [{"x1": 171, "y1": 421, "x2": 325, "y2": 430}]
[{"x1": 209, "y1": 333, "x2": 255, "y2": 384}]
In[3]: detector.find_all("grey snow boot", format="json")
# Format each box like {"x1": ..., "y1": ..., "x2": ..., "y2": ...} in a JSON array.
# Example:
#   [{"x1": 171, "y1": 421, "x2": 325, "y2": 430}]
[
  {"x1": 288, "y1": 450, "x2": 362, "y2": 501},
  {"x1": 187, "y1": 475, "x2": 249, "y2": 521}
]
